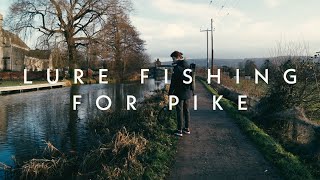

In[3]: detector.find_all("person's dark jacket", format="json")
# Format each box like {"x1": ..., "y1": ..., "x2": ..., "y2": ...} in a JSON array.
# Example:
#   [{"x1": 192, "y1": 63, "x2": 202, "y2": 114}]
[{"x1": 169, "y1": 60, "x2": 193, "y2": 100}]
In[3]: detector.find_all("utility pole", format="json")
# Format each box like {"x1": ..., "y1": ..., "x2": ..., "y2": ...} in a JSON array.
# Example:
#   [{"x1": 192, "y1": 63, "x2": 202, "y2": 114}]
[
  {"x1": 211, "y1": 18, "x2": 214, "y2": 74},
  {"x1": 201, "y1": 19, "x2": 214, "y2": 72},
  {"x1": 200, "y1": 28, "x2": 211, "y2": 70}
]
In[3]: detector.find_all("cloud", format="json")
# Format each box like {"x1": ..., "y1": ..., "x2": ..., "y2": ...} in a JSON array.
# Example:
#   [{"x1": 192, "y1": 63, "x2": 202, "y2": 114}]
[
  {"x1": 0, "y1": 0, "x2": 14, "y2": 17},
  {"x1": 131, "y1": 0, "x2": 320, "y2": 59},
  {"x1": 132, "y1": 0, "x2": 252, "y2": 59},
  {"x1": 264, "y1": 0, "x2": 282, "y2": 8}
]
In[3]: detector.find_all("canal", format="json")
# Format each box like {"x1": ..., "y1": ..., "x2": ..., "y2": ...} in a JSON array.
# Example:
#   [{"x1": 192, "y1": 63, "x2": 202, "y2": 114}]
[{"x1": 0, "y1": 79, "x2": 166, "y2": 178}]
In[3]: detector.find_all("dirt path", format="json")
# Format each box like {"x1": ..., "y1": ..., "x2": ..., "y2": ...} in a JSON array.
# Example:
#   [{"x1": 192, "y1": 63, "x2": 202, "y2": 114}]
[{"x1": 168, "y1": 81, "x2": 281, "y2": 180}]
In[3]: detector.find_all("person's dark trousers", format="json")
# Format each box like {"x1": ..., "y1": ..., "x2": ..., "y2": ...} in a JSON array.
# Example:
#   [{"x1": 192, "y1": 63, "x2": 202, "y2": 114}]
[{"x1": 176, "y1": 99, "x2": 190, "y2": 130}]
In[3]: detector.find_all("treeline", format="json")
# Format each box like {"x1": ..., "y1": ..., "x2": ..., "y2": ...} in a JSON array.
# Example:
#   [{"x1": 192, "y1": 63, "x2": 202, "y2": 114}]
[
  {"x1": 6, "y1": 0, "x2": 150, "y2": 81},
  {"x1": 220, "y1": 56, "x2": 320, "y2": 121}
]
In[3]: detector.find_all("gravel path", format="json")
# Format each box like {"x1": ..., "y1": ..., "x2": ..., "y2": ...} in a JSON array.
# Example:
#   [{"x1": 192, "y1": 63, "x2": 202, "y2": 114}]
[{"x1": 168, "y1": 81, "x2": 281, "y2": 180}]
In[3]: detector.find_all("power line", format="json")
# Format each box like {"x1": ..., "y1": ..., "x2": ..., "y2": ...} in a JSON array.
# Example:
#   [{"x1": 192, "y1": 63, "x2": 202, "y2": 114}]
[
  {"x1": 201, "y1": 0, "x2": 241, "y2": 70},
  {"x1": 217, "y1": 1, "x2": 232, "y2": 22},
  {"x1": 218, "y1": 0, "x2": 234, "y2": 17},
  {"x1": 209, "y1": 0, "x2": 240, "y2": 23},
  {"x1": 217, "y1": 0, "x2": 240, "y2": 25},
  {"x1": 210, "y1": 0, "x2": 230, "y2": 21},
  {"x1": 212, "y1": 0, "x2": 241, "y2": 26}
]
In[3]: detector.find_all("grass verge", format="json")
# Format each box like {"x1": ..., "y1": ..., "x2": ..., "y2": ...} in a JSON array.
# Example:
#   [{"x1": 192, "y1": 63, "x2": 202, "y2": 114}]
[
  {"x1": 199, "y1": 79, "x2": 313, "y2": 180},
  {"x1": 0, "y1": 81, "x2": 50, "y2": 87},
  {"x1": 85, "y1": 90, "x2": 178, "y2": 179}
]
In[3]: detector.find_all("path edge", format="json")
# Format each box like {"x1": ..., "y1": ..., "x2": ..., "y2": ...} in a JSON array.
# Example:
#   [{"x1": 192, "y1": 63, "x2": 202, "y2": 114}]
[{"x1": 199, "y1": 78, "x2": 313, "y2": 180}]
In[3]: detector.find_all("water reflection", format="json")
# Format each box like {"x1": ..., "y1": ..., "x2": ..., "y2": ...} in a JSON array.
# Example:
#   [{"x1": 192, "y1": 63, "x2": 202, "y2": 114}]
[{"x1": 0, "y1": 79, "x2": 167, "y2": 178}]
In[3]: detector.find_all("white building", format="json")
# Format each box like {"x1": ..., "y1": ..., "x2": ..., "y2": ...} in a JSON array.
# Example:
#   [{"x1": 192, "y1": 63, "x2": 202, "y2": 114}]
[{"x1": 0, "y1": 13, "x2": 53, "y2": 71}]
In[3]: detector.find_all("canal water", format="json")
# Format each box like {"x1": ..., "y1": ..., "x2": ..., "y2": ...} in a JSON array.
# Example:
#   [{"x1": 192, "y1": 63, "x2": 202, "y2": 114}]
[{"x1": 0, "y1": 79, "x2": 166, "y2": 178}]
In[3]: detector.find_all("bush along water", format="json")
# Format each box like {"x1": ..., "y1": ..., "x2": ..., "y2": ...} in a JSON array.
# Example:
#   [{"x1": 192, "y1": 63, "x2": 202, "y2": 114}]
[
  {"x1": 255, "y1": 58, "x2": 320, "y2": 177},
  {"x1": 3, "y1": 88, "x2": 177, "y2": 180}
]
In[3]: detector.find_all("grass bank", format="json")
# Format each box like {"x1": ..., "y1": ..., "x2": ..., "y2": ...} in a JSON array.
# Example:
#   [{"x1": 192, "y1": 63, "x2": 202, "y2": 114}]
[
  {"x1": 0, "y1": 80, "x2": 50, "y2": 87},
  {"x1": 3, "y1": 88, "x2": 177, "y2": 179},
  {"x1": 199, "y1": 79, "x2": 313, "y2": 180}
]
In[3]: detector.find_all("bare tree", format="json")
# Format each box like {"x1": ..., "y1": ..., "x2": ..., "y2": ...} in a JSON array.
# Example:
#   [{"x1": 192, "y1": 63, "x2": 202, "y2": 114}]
[
  {"x1": 6, "y1": 0, "x2": 132, "y2": 76},
  {"x1": 257, "y1": 42, "x2": 320, "y2": 121},
  {"x1": 98, "y1": 6, "x2": 146, "y2": 81}
]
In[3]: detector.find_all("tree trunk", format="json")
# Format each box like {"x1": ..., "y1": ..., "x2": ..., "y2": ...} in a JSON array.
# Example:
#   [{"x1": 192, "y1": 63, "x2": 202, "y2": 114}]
[{"x1": 66, "y1": 34, "x2": 77, "y2": 78}]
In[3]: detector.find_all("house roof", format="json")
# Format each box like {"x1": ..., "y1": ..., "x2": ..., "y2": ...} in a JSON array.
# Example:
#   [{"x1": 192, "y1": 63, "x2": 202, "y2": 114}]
[
  {"x1": 3, "y1": 29, "x2": 29, "y2": 50},
  {"x1": 26, "y1": 49, "x2": 51, "y2": 59}
]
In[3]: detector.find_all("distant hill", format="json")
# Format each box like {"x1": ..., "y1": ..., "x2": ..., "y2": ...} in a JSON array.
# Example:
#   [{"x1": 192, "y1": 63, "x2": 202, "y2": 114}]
[
  {"x1": 158, "y1": 56, "x2": 320, "y2": 68},
  {"x1": 160, "y1": 58, "x2": 268, "y2": 68},
  {"x1": 243, "y1": 58, "x2": 268, "y2": 67}
]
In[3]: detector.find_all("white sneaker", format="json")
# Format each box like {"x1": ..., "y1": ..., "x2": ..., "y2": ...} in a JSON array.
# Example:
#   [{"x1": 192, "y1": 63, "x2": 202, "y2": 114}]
[
  {"x1": 183, "y1": 128, "x2": 191, "y2": 135},
  {"x1": 174, "y1": 130, "x2": 183, "y2": 137}
]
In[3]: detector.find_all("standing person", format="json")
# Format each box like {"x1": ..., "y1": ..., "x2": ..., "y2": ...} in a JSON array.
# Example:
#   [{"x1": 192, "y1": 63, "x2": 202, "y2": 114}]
[{"x1": 169, "y1": 51, "x2": 193, "y2": 137}]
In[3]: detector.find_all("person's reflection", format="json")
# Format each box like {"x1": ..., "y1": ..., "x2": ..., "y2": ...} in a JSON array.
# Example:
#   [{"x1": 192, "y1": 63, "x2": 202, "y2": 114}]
[
  {"x1": 64, "y1": 86, "x2": 81, "y2": 152},
  {"x1": 114, "y1": 84, "x2": 123, "y2": 111},
  {"x1": 155, "y1": 80, "x2": 161, "y2": 90}
]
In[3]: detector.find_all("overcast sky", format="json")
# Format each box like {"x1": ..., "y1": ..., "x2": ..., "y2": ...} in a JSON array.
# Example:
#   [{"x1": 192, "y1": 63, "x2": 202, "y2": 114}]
[
  {"x1": 131, "y1": 0, "x2": 320, "y2": 61},
  {"x1": 1, "y1": 0, "x2": 319, "y2": 61}
]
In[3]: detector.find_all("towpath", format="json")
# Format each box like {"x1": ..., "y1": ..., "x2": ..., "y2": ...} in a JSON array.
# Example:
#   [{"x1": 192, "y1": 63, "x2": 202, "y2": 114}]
[{"x1": 168, "y1": 81, "x2": 281, "y2": 180}]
